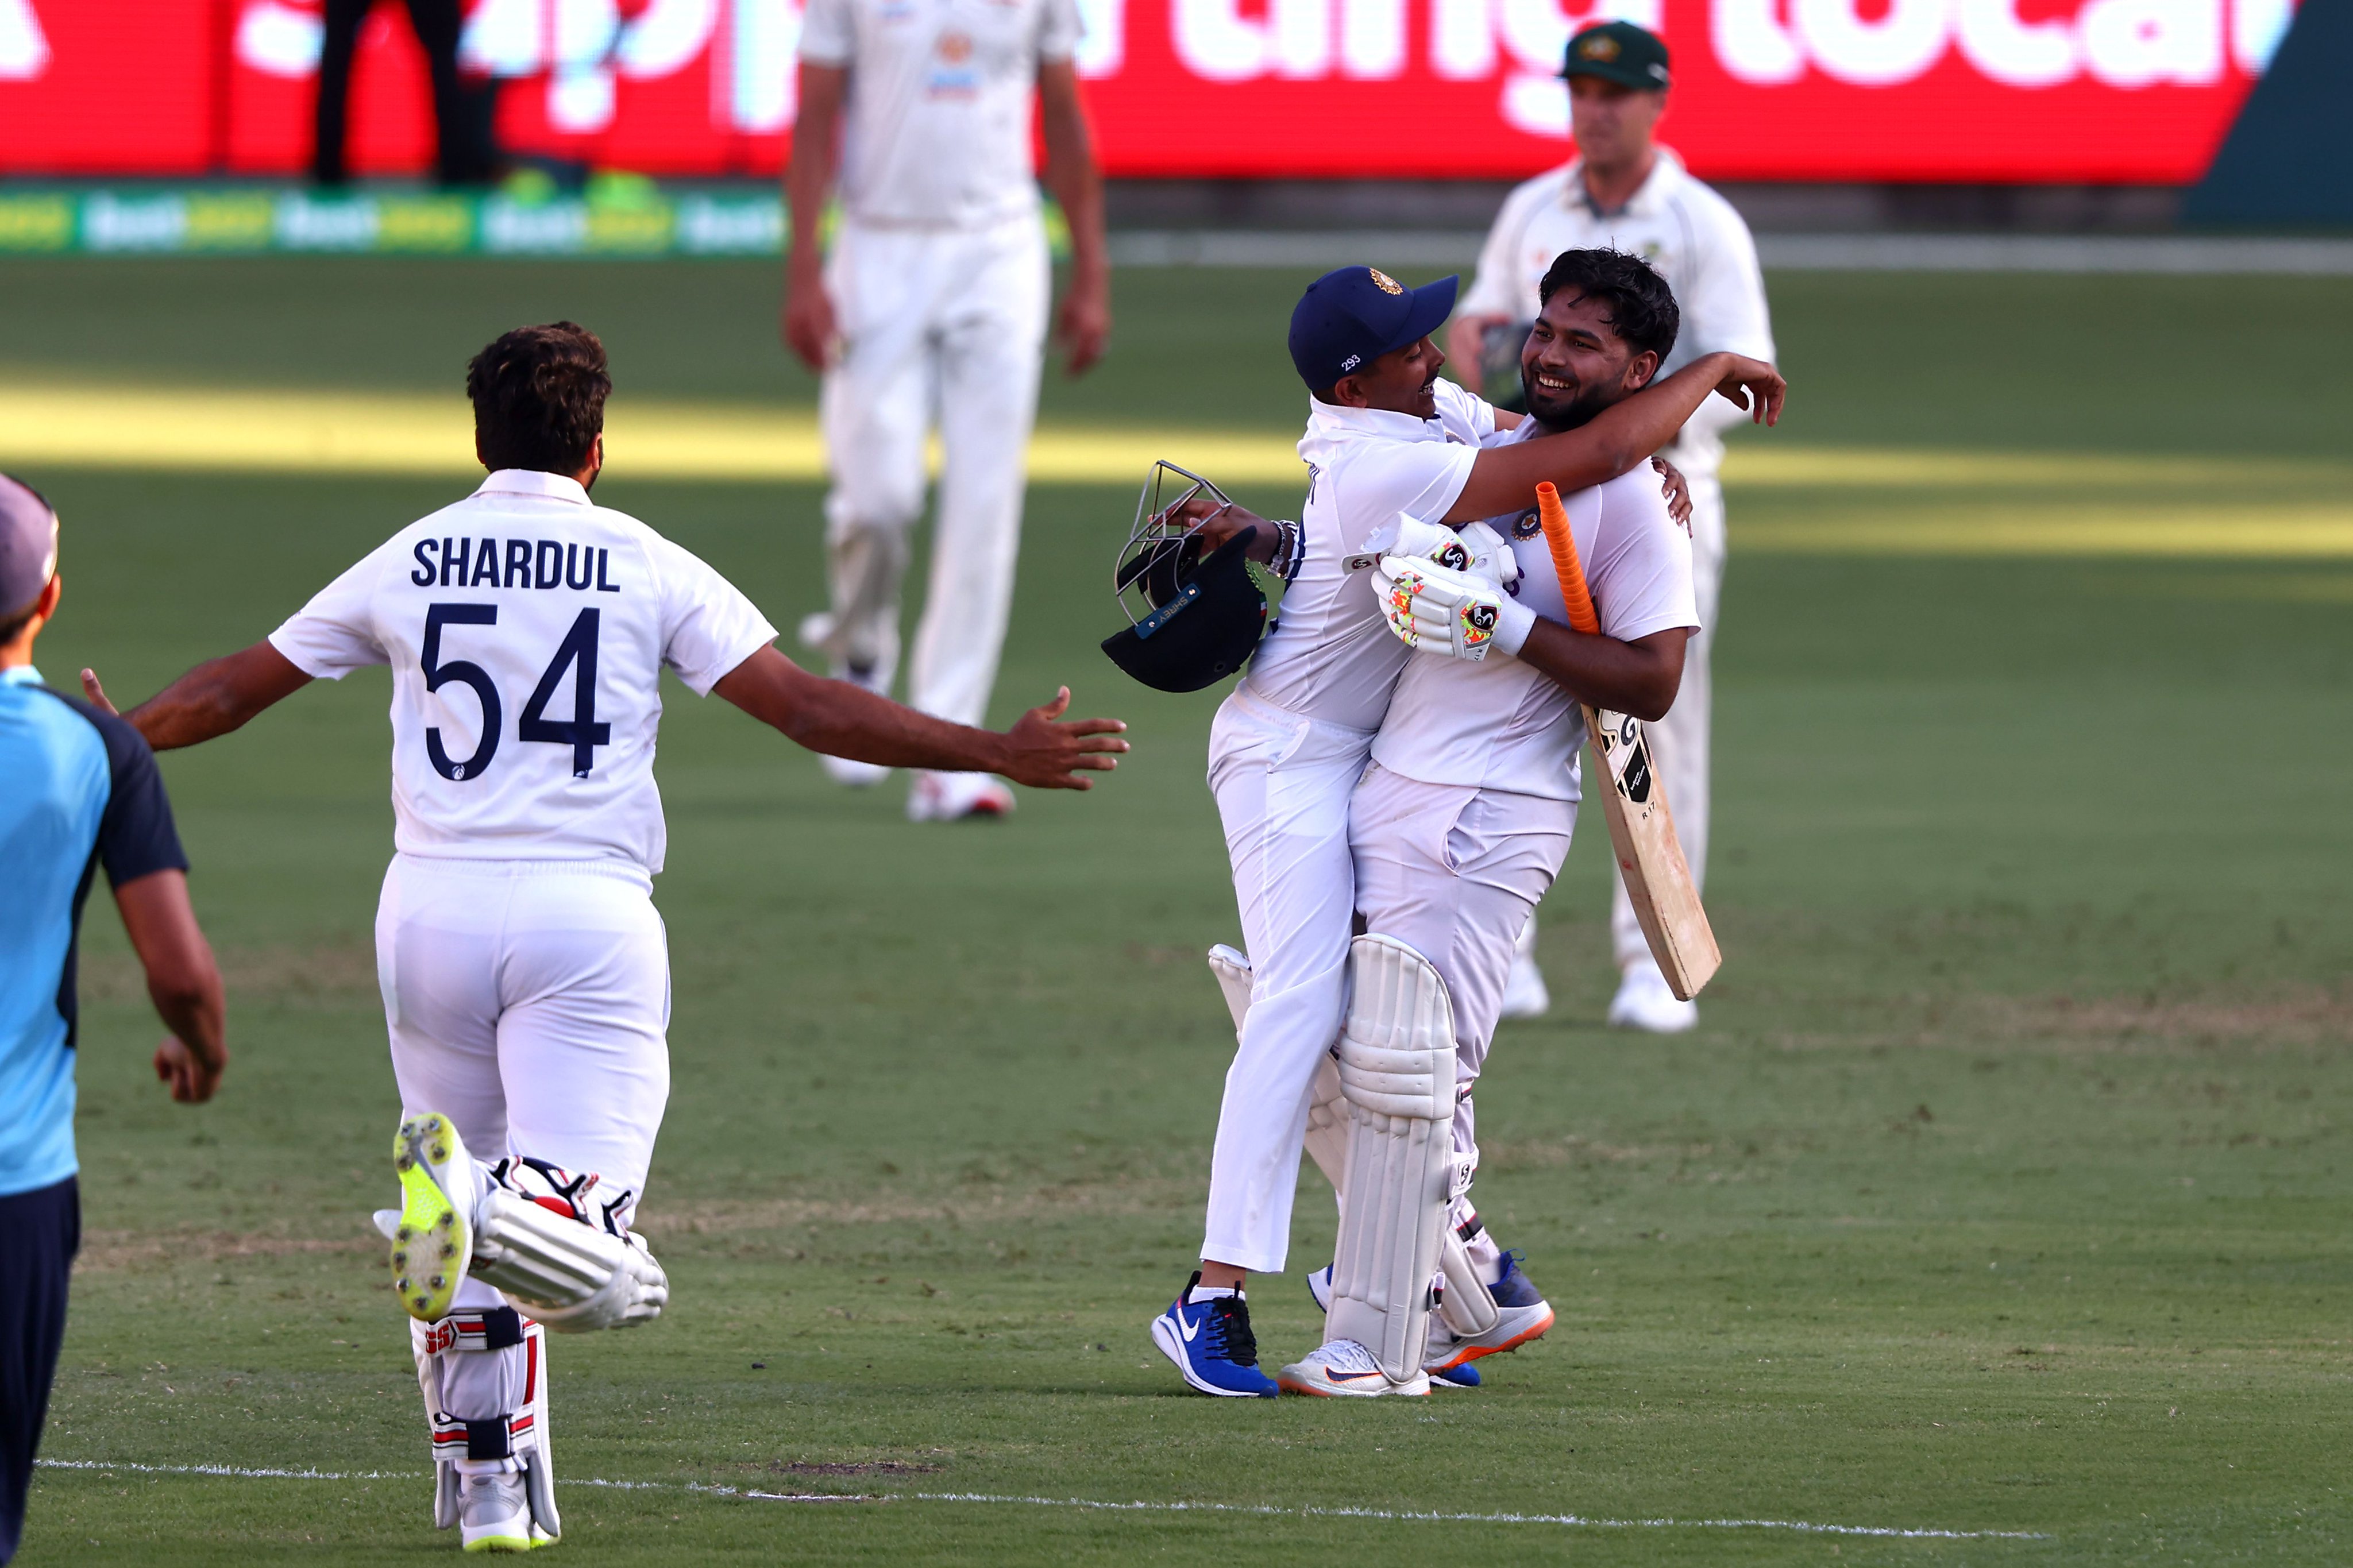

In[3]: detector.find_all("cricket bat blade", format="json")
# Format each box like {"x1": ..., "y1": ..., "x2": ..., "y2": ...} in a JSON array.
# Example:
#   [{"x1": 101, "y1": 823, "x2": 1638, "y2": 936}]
[{"x1": 1586, "y1": 704, "x2": 1721, "y2": 1001}]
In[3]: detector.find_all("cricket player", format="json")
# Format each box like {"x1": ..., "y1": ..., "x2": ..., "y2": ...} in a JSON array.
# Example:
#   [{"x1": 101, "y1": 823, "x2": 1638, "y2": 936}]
[
  {"x1": 1146, "y1": 266, "x2": 1781, "y2": 1396},
  {"x1": 782, "y1": 0, "x2": 1111, "y2": 822},
  {"x1": 82, "y1": 323, "x2": 1127, "y2": 1548},
  {"x1": 1284, "y1": 250, "x2": 1704, "y2": 1395},
  {"x1": 1450, "y1": 20, "x2": 1773, "y2": 1032},
  {"x1": 1, "y1": 477, "x2": 227, "y2": 1563}
]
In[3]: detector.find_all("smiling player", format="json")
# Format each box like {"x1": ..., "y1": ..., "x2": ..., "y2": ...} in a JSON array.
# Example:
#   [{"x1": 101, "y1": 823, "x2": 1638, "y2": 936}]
[
  {"x1": 1145, "y1": 267, "x2": 1781, "y2": 1397},
  {"x1": 1284, "y1": 249, "x2": 1719, "y2": 1395}
]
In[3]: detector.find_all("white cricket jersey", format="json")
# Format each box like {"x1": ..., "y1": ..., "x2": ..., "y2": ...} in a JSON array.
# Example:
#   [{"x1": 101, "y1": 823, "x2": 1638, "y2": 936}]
[
  {"x1": 269, "y1": 470, "x2": 778, "y2": 876},
  {"x1": 799, "y1": 0, "x2": 1082, "y2": 230},
  {"x1": 1459, "y1": 148, "x2": 1774, "y2": 473},
  {"x1": 1372, "y1": 422, "x2": 1696, "y2": 803},
  {"x1": 1241, "y1": 381, "x2": 1496, "y2": 732}
]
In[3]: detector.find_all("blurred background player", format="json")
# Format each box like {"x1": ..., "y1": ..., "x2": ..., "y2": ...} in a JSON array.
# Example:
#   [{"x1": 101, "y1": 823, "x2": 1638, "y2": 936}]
[
  {"x1": 1448, "y1": 20, "x2": 1775, "y2": 1032},
  {"x1": 82, "y1": 325, "x2": 1126, "y2": 1550},
  {"x1": 313, "y1": 0, "x2": 496, "y2": 188},
  {"x1": 0, "y1": 476, "x2": 226, "y2": 1565},
  {"x1": 782, "y1": 0, "x2": 1113, "y2": 821}
]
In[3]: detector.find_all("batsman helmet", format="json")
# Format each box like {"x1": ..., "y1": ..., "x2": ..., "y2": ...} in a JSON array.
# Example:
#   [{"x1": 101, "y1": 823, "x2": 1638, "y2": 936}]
[{"x1": 1101, "y1": 462, "x2": 1270, "y2": 694}]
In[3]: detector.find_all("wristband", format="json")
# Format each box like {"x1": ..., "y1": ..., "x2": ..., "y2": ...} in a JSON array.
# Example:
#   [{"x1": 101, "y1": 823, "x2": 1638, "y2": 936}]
[{"x1": 1492, "y1": 596, "x2": 1537, "y2": 657}]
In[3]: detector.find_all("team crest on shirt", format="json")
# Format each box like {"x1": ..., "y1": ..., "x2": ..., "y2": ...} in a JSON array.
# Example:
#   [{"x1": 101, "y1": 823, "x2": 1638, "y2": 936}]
[
  {"x1": 937, "y1": 30, "x2": 974, "y2": 61},
  {"x1": 1510, "y1": 508, "x2": 1541, "y2": 540},
  {"x1": 1367, "y1": 268, "x2": 1404, "y2": 295}
]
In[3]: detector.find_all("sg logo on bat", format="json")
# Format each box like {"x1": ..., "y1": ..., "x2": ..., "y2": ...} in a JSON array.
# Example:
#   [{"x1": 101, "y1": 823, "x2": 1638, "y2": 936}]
[{"x1": 1595, "y1": 710, "x2": 1656, "y2": 810}]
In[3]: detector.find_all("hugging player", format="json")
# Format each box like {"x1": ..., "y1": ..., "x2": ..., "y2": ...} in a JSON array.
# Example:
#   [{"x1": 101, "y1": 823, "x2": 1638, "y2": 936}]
[{"x1": 1125, "y1": 260, "x2": 1781, "y2": 1396}]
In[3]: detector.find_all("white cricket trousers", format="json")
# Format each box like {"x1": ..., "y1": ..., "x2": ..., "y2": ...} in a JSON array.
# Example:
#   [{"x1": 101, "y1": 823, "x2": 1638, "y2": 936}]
[
  {"x1": 1609, "y1": 468, "x2": 1721, "y2": 968},
  {"x1": 1349, "y1": 764, "x2": 1577, "y2": 1161},
  {"x1": 376, "y1": 853, "x2": 673, "y2": 1320},
  {"x1": 814, "y1": 213, "x2": 1050, "y2": 732},
  {"x1": 378, "y1": 855, "x2": 673, "y2": 1453},
  {"x1": 1199, "y1": 686, "x2": 1376, "y2": 1276}
]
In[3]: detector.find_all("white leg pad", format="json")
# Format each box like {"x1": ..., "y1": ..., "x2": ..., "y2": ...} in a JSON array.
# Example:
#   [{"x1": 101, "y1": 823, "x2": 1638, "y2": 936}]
[
  {"x1": 470, "y1": 1188, "x2": 669, "y2": 1332},
  {"x1": 1325, "y1": 934, "x2": 1459, "y2": 1384},
  {"x1": 1211, "y1": 943, "x2": 1348, "y2": 1195},
  {"x1": 1206, "y1": 945, "x2": 1253, "y2": 1033},
  {"x1": 1303, "y1": 1055, "x2": 1348, "y2": 1194},
  {"x1": 1438, "y1": 1227, "x2": 1500, "y2": 1337}
]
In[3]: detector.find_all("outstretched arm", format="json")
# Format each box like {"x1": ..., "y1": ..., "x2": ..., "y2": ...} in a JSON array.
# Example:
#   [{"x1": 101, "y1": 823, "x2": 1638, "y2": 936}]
[
  {"x1": 712, "y1": 645, "x2": 1127, "y2": 789},
  {"x1": 83, "y1": 642, "x2": 313, "y2": 751},
  {"x1": 1446, "y1": 353, "x2": 1783, "y2": 522},
  {"x1": 113, "y1": 869, "x2": 228, "y2": 1104},
  {"x1": 1514, "y1": 623, "x2": 1689, "y2": 724}
]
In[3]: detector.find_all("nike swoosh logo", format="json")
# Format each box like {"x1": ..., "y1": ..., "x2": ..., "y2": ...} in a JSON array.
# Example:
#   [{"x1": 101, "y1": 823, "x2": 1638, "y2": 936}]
[
  {"x1": 1178, "y1": 1315, "x2": 1201, "y2": 1343},
  {"x1": 1328, "y1": 1369, "x2": 1383, "y2": 1381}
]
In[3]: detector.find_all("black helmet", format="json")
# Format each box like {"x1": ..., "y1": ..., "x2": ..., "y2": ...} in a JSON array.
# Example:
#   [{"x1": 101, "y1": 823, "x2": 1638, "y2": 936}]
[{"x1": 1101, "y1": 462, "x2": 1270, "y2": 694}]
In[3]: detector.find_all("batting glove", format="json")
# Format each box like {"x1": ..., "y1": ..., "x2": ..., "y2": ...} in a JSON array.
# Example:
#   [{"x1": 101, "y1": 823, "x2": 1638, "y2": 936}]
[{"x1": 1374, "y1": 555, "x2": 1536, "y2": 662}]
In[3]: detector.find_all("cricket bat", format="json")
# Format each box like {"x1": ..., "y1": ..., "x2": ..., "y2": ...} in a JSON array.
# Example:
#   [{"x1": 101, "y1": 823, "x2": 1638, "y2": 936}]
[{"x1": 1533, "y1": 481, "x2": 1722, "y2": 1001}]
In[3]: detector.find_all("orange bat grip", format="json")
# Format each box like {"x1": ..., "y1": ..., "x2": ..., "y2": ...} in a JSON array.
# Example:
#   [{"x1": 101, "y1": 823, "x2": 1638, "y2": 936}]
[{"x1": 1536, "y1": 481, "x2": 1601, "y2": 636}]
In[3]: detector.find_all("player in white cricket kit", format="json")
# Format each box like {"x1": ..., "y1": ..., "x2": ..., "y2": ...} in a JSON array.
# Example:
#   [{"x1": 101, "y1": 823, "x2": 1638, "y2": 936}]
[
  {"x1": 784, "y1": 0, "x2": 1110, "y2": 822},
  {"x1": 1450, "y1": 20, "x2": 1774, "y2": 1032},
  {"x1": 87, "y1": 325, "x2": 1127, "y2": 1548},
  {"x1": 1282, "y1": 250, "x2": 1708, "y2": 1395},
  {"x1": 1141, "y1": 267, "x2": 1783, "y2": 1397}
]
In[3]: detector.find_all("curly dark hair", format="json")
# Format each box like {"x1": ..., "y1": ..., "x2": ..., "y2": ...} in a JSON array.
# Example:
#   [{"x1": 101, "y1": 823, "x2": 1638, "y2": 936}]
[
  {"x1": 466, "y1": 322, "x2": 612, "y2": 475},
  {"x1": 1537, "y1": 249, "x2": 1680, "y2": 362}
]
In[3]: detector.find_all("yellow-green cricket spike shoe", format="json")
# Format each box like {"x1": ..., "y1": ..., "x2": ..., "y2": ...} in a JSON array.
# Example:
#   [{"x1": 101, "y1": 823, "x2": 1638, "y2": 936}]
[{"x1": 389, "y1": 1112, "x2": 481, "y2": 1324}]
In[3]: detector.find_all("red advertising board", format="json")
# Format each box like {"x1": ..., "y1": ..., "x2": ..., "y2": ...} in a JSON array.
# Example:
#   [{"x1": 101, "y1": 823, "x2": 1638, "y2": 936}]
[{"x1": 0, "y1": 0, "x2": 2298, "y2": 182}]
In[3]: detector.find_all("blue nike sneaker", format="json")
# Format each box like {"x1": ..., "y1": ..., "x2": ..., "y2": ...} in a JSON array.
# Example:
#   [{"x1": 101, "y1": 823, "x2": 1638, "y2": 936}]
[{"x1": 1152, "y1": 1273, "x2": 1280, "y2": 1397}]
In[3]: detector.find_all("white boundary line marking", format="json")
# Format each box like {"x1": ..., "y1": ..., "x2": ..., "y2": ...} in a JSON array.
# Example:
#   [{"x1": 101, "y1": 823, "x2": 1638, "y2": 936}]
[{"x1": 37, "y1": 1458, "x2": 2048, "y2": 1539}]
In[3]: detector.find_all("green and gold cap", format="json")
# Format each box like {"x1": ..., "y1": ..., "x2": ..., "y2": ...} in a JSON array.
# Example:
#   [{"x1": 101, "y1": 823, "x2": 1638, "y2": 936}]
[{"x1": 1559, "y1": 20, "x2": 1671, "y2": 90}]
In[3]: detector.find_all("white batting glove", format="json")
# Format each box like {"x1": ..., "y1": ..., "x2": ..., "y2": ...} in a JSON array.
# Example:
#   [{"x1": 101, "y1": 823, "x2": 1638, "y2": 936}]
[{"x1": 1374, "y1": 555, "x2": 1535, "y2": 662}]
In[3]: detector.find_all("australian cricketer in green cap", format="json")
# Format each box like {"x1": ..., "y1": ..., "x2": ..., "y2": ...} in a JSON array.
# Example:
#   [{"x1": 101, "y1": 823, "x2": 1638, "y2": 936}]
[{"x1": 1559, "y1": 19, "x2": 1671, "y2": 91}]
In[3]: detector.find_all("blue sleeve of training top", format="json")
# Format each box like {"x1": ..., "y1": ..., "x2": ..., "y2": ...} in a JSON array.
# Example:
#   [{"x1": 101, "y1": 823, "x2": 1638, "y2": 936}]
[{"x1": 55, "y1": 693, "x2": 188, "y2": 888}]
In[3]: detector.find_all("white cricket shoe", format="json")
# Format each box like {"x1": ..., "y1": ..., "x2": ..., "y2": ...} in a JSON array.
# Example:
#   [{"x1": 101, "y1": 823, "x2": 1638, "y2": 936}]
[
  {"x1": 907, "y1": 771, "x2": 1014, "y2": 822},
  {"x1": 1607, "y1": 957, "x2": 1698, "y2": 1034},
  {"x1": 458, "y1": 1470, "x2": 534, "y2": 1553},
  {"x1": 1498, "y1": 948, "x2": 1550, "y2": 1019},
  {"x1": 1276, "y1": 1337, "x2": 1430, "y2": 1397}
]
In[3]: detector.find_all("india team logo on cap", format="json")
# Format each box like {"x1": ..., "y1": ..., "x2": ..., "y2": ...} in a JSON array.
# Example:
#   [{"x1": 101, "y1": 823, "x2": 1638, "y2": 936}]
[
  {"x1": 1367, "y1": 268, "x2": 1404, "y2": 295},
  {"x1": 1579, "y1": 32, "x2": 1620, "y2": 60}
]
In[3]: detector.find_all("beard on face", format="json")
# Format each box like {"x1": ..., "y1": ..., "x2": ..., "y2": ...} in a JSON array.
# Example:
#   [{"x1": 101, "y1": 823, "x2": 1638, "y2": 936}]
[{"x1": 1519, "y1": 363, "x2": 1623, "y2": 434}]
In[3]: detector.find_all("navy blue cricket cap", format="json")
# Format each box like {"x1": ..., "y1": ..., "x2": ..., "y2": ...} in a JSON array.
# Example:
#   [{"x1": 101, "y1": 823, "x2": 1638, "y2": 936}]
[
  {"x1": 0, "y1": 472, "x2": 59, "y2": 617},
  {"x1": 1288, "y1": 267, "x2": 1460, "y2": 391}
]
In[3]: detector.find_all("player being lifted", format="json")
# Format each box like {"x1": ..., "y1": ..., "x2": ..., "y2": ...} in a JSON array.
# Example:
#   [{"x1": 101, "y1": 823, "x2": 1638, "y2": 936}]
[
  {"x1": 1136, "y1": 265, "x2": 1780, "y2": 1396},
  {"x1": 1286, "y1": 249, "x2": 1712, "y2": 1393},
  {"x1": 81, "y1": 324, "x2": 1127, "y2": 1548}
]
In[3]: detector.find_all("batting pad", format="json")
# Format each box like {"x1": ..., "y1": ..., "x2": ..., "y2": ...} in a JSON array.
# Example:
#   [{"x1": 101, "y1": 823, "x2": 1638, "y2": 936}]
[
  {"x1": 1303, "y1": 1055, "x2": 1348, "y2": 1194},
  {"x1": 471, "y1": 1188, "x2": 669, "y2": 1333},
  {"x1": 1206, "y1": 945, "x2": 1253, "y2": 1034},
  {"x1": 1326, "y1": 934, "x2": 1459, "y2": 1383}
]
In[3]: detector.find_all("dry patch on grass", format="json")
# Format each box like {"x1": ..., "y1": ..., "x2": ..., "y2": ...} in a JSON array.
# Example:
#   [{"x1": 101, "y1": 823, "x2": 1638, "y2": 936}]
[
  {"x1": 1980, "y1": 988, "x2": 2353, "y2": 1048},
  {"x1": 79, "y1": 943, "x2": 377, "y2": 1005},
  {"x1": 639, "y1": 1175, "x2": 1194, "y2": 1238},
  {"x1": 75, "y1": 1228, "x2": 374, "y2": 1273}
]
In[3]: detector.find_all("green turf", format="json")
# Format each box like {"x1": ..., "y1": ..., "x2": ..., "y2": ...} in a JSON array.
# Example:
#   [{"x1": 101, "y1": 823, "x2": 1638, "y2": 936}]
[{"x1": 6, "y1": 259, "x2": 2352, "y2": 1564}]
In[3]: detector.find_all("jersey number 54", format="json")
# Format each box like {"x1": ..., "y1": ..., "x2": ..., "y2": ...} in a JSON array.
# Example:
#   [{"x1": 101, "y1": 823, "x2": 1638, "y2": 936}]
[{"x1": 422, "y1": 603, "x2": 612, "y2": 781}]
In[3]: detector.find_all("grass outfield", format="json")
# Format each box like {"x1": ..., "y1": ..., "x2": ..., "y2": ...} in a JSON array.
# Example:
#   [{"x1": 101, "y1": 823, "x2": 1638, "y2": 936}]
[{"x1": 7, "y1": 258, "x2": 2352, "y2": 1563}]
